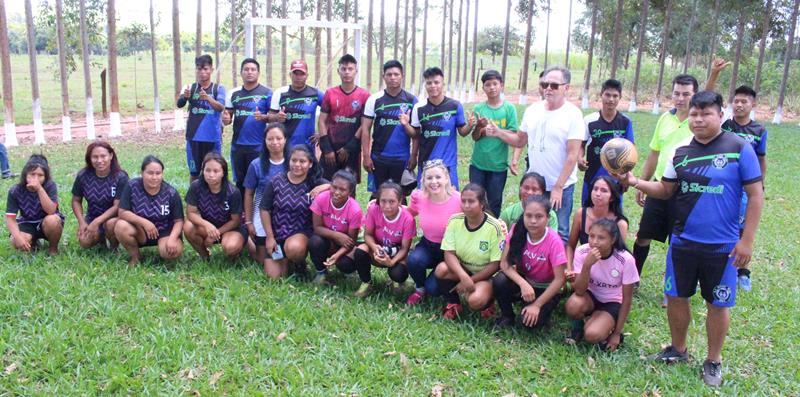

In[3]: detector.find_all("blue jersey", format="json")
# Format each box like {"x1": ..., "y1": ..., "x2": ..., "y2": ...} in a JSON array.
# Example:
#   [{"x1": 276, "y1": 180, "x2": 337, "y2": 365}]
[
  {"x1": 270, "y1": 85, "x2": 324, "y2": 147},
  {"x1": 177, "y1": 82, "x2": 226, "y2": 142},
  {"x1": 721, "y1": 119, "x2": 767, "y2": 157},
  {"x1": 225, "y1": 84, "x2": 272, "y2": 146},
  {"x1": 410, "y1": 97, "x2": 466, "y2": 186},
  {"x1": 583, "y1": 111, "x2": 634, "y2": 184},
  {"x1": 662, "y1": 132, "x2": 762, "y2": 244},
  {"x1": 363, "y1": 89, "x2": 418, "y2": 161}
]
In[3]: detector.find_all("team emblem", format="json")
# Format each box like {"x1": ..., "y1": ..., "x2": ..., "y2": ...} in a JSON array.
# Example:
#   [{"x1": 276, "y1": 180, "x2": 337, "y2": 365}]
[
  {"x1": 351, "y1": 100, "x2": 361, "y2": 110},
  {"x1": 479, "y1": 241, "x2": 489, "y2": 252},
  {"x1": 743, "y1": 134, "x2": 755, "y2": 143},
  {"x1": 594, "y1": 146, "x2": 602, "y2": 155},
  {"x1": 712, "y1": 154, "x2": 728, "y2": 169},
  {"x1": 713, "y1": 285, "x2": 732, "y2": 303},
  {"x1": 443, "y1": 111, "x2": 452, "y2": 121},
  {"x1": 304, "y1": 97, "x2": 314, "y2": 106},
  {"x1": 610, "y1": 268, "x2": 620, "y2": 278},
  {"x1": 400, "y1": 103, "x2": 409, "y2": 113}
]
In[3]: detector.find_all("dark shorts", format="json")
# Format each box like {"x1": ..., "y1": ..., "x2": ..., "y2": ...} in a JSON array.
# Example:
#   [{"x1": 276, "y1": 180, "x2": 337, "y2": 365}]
[
  {"x1": 230, "y1": 144, "x2": 261, "y2": 186},
  {"x1": 140, "y1": 230, "x2": 175, "y2": 248},
  {"x1": 588, "y1": 290, "x2": 622, "y2": 322},
  {"x1": 665, "y1": 236, "x2": 738, "y2": 308},
  {"x1": 186, "y1": 140, "x2": 222, "y2": 177},
  {"x1": 18, "y1": 222, "x2": 47, "y2": 241},
  {"x1": 637, "y1": 195, "x2": 676, "y2": 243},
  {"x1": 84, "y1": 216, "x2": 109, "y2": 236},
  {"x1": 253, "y1": 235, "x2": 266, "y2": 246},
  {"x1": 368, "y1": 156, "x2": 407, "y2": 193}
]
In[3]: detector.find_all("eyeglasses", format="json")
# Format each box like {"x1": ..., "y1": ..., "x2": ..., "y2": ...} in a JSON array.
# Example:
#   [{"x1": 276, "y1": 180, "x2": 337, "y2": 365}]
[{"x1": 539, "y1": 82, "x2": 564, "y2": 90}]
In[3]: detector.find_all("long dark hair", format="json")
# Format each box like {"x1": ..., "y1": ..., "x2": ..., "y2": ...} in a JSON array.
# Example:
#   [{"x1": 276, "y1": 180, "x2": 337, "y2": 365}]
[
  {"x1": 461, "y1": 182, "x2": 492, "y2": 217},
  {"x1": 83, "y1": 140, "x2": 122, "y2": 176},
  {"x1": 590, "y1": 218, "x2": 629, "y2": 253},
  {"x1": 584, "y1": 175, "x2": 628, "y2": 224},
  {"x1": 199, "y1": 151, "x2": 231, "y2": 192},
  {"x1": 508, "y1": 195, "x2": 551, "y2": 267},
  {"x1": 18, "y1": 154, "x2": 51, "y2": 189},
  {"x1": 288, "y1": 144, "x2": 322, "y2": 182},
  {"x1": 259, "y1": 122, "x2": 290, "y2": 175}
]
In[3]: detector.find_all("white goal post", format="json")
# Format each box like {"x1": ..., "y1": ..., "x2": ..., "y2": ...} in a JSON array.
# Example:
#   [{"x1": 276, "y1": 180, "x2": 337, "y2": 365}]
[{"x1": 243, "y1": 17, "x2": 364, "y2": 87}]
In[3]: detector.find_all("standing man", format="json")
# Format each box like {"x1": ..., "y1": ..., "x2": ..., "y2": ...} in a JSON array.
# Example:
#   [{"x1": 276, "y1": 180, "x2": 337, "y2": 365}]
[
  {"x1": 223, "y1": 58, "x2": 272, "y2": 195},
  {"x1": 406, "y1": 67, "x2": 476, "y2": 188},
  {"x1": 317, "y1": 54, "x2": 371, "y2": 183},
  {"x1": 580, "y1": 79, "x2": 634, "y2": 205},
  {"x1": 617, "y1": 91, "x2": 763, "y2": 387},
  {"x1": 269, "y1": 60, "x2": 324, "y2": 148},
  {"x1": 361, "y1": 60, "x2": 418, "y2": 195},
  {"x1": 177, "y1": 54, "x2": 226, "y2": 182}
]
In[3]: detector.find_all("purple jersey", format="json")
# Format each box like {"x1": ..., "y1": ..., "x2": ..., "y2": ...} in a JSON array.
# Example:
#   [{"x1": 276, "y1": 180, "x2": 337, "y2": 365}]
[
  {"x1": 5, "y1": 181, "x2": 62, "y2": 223},
  {"x1": 118, "y1": 178, "x2": 184, "y2": 235},
  {"x1": 185, "y1": 180, "x2": 242, "y2": 228},
  {"x1": 259, "y1": 173, "x2": 326, "y2": 241},
  {"x1": 71, "y1": 169, "x2": 129, "y2": 221}
]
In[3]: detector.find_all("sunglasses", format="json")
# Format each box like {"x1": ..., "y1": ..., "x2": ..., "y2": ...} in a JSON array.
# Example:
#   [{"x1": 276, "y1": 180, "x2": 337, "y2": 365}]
[{"x1": 539, "y1": 82, "x2": 564, "y2": 90}]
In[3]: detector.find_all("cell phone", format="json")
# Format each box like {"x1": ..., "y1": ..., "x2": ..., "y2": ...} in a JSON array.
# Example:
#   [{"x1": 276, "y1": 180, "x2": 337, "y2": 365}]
[{"x1": 271, "y1": 244, "x2": 284, "y2": 260}]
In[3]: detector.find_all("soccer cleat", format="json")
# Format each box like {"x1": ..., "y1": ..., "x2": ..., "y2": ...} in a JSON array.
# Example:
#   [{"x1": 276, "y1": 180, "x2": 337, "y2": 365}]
[
  {"x1": 738, "y1": 274, "x2": 752, "y2": 292},
  {"x1": 651, "y1": 345, "x2": 689, "y2": 364},
  {"x1": 702, "y1": 360, "x2": 723, "y2": 387},
  {"x1": 480, "y1": 303, "x2": 496, "y2": 319},
  {"x1": 405, "y1": 290, "x2": 426, "y2": 306},
  {"x1": 354, "y1": 282, "x2": 373, "y2": 298},
  {"x1": 442, "y1": 303, "x2": 463, "y2": 320}
]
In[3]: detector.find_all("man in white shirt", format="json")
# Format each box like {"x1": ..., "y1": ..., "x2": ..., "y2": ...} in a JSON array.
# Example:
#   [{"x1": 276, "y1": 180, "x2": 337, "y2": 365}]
[{"x1": 485, "y1": 65, "x2": 586, "y2": 242}]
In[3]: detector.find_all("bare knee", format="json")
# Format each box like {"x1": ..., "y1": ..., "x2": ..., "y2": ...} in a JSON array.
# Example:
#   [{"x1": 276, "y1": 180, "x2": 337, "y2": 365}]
[
  {"x1": 283, "y1": 237, "x2": 308, "y2": 262},
  {"x1": 467, "y1": 282, "x2": 493, "y2": 310},
  {"x1": 433, "y1": 262, "x2": 449, "y2": 278},
  {"x1": 584, "y1": 325, "x2": 610, "y2": 344},
  {"x1": 42, "y1": 215, "x2": 62, "y2": 234},
  {"x1": 221, "y1": 237, "x2": 243, "y2": 257},
  {"x1": 566, "y1": 294, "x2": 590, "y2": 319}
]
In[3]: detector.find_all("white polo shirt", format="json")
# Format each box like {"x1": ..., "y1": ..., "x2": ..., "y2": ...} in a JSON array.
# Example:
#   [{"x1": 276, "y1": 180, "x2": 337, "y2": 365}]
[{"x1": 519, "y1": 100, "x2": 587, "y2": 190}]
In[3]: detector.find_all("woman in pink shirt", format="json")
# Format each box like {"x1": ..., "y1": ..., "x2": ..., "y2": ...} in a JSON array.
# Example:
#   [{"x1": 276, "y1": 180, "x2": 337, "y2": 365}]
[
  {"x1": 308, "y1": 170, "x2": 363, "y2": 285},
  {"x1": 352, "y1": 181, "x2": 417, "y2": 297},
  {"x1": 492, "y1": 195, "x2": 567, "y2": 329},
  {"x1": 565, "y1": 219, "x2": 639, "y2": 351},
  {"x1": 405, "y1": 161, "x2": 462, "y2": 305}
]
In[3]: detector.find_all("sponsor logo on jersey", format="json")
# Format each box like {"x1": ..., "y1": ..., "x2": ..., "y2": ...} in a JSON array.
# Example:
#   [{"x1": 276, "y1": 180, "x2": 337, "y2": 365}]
[
  {"x1": 379, "y1": 118, "x2": 400, "y2": 127},
  {"x1": 422, "y1": 129, "x2": 450, "y2": 138},
  {"x1": 335, "y1": 115, "x2": 358, "y2": 123},
  {"x1": 681, "y1": 182, "x2": 725, "y2": 194}
]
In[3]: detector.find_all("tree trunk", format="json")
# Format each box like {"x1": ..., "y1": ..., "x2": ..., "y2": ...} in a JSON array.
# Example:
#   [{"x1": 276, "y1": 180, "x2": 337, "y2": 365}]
[
  {"x1": 266, "y1": 0, "x2": 273, "y2": 86},
  {"x1": 107, "y1": 0, "x2": 120, "y2": 137},
  {"x1": 544, "y1": 0, "x2": 550, "y2": 69},
  {"x1": 250, "y1": 0, "x2": 257, "y2": 53},
  {"x1": 342, "y1": 0, "x2": 348, "y2": 55},
  {"x1": 56, "y1": 0, "x2": 72, "y2": 140},
  {"x1": 196, "y1": 0, "x2": 202, "y2": 56},
  {"x1": 501, "y1": 0, "x2": 511, "y2": 78},
  {"x1": 367, "y1": 0, "x2": 374, "y2": 90},
  {"x1": 609, "y1": 0, "x2": 624, "y2": 78},
  {"x1": 629, "y1": 0, "x2": 648, "y2": 112},
  {"x1": 653, "y1": 0, "x2": 673, "y2": 114},
  {"x1": 150, "y1": 0, "x2": 161, "y2": 133},
  {"x1": 411, "y1": 0, "x2": 418, "y2": 91},
  {"x1": 754, "y1": 0, "x2": 773, "y2": 93},
  {"x1": 172, "y1": 0, "x2": 182, "y2": 131},
  {"x1": 520, "y1": 0, "x2": 534, "y2": 104},
  {"x1": 470, "y1": 0, "x2": 478, "y2": 95},
  {"x1": 79, "y1": 0, "x2": 95, "y2": 140},
  {"x1": 706, "y1": 0, "x2": 720, "y2": 78},
  {"x1": 421, "y1": 0, "x2": 429, "y2": 93},
  {"x1": 281, "y1": 0, "x2": 287, "y2": 86},
  {"x1": 582, "y1": 0, "x2": 598, "y2": 109},
  {"x1": 25, "y1": 0, "x2": 44, "y2": 143},
  {"x1": 683, "y1": 0, "x2": 697, "y2": 74},
  {"x1": 441, "y1": 0, "x2": 447, "y2": 69},
  {"x1": 326, "y1": 0, "x2": 332, "y2": 86},
  {"x1": 447, "y1": 0, "x2": 454, "y2": 86},
  {"x1": 380, "y1": 0, "x2": 386, "y2": 88},
  {"x1": 0, "y1": 0, "x2": 15, "y2": 146},
  {"x1": 462, "y1": 0, "x2": 469, "y2": 89},
  {"x1": 301, "y1": 0, "x2": 307, "y2": 60},
  {"x1": 774, "y1": 0, "x2": 799, "y2": 123},
  {"x1": 565, "y1": 0, "x2": 573, "y2": 67},
  {"x1": 403, "y1": 0, "x2": 409, "y2": 70},
  {"x1": 727, "y1": 13, "x2": 746, "y2": 104},
  {"x1": 394, "y1": 0, "x2": 400, "y2": 60},
  {"x1": 316, "y1": 0, "x2": 322, "y2": 84},
  {"x1": 455, "y1": 0, "x2": 462, "y2": 91},
  {"x1": 232, "y1": 0, "x2": 239, "y2": 87},
  {"x1": 215, "y1": 0, "x2": 221, "y2": 83}
]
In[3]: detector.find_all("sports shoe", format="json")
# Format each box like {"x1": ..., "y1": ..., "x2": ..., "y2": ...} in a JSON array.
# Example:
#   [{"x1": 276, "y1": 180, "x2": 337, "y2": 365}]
[
  {"x1": 494, "y1": 316, "x2": 514, "y2": 329},
  {"x1": 442, "y1": 303, "x2": 463, "y2": 320},
  {"x1": 354, "y1": 282, "x2": 372, "y2": 297},
  {"x1": 405, "y1": 290, "x2": 426, "y2": 306},
  {"x1": 702, "y1": 360, "x2": 723, "y2": 387},
  {"x1": 738, "y1": 274, "x2": 752, "y2": 292},
  {"x1": 480, "y1": 303, "x2": 496, "y2": 319},
  {"x1": 651, "y1": 345, "x2": 689, "y2": 363},
  {"x1": 312, "y1": 273, "x2": 330, "y2": 285}
]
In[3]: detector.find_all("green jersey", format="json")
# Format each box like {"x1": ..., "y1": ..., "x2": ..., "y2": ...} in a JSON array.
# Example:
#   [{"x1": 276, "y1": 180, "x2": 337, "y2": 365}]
[
  {"x1": 499, "y1": 202, "x2": 558, "y2": 230},
  {"x1": 471, "y1": 101, "x2": 519, "y2": 172},
  {"x1": 441, "y1": 213, "x2": 505, "y2": 273},
  {"x1": 649, "y1": 110, "x2": 692, "y2": 181}
]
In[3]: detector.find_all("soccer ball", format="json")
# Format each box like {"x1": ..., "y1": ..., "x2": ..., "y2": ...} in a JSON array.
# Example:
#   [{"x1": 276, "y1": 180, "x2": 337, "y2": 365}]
[{"x1": 600, "y1": 138, "x2": 638, "y2": 174}]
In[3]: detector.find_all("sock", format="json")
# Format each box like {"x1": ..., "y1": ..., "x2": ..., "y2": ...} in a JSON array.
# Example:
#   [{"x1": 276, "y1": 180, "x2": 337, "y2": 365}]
[{"x1": 633, "y1": 243, "x2": 650, "y2": 276}]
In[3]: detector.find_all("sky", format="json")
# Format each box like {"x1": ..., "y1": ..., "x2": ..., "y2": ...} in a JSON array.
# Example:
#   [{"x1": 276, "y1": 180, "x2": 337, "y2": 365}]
[{"x1": 6, "y1": 0, "x2": 585, "y2": 52}]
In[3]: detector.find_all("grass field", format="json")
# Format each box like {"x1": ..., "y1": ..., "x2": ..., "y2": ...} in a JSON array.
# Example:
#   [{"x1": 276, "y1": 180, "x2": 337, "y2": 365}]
[{"x1": 1, "y1": 108, "x2": 798, "y2": 395}]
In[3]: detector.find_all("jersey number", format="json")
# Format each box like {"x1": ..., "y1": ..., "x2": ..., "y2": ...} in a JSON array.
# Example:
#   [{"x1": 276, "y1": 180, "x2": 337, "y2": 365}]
[
  {"x1": 110, "y1": 186, "x2": 116, "y2": 197},
  {"x1": 160, "y1": 205, "x2": 171, "y2": 216}
]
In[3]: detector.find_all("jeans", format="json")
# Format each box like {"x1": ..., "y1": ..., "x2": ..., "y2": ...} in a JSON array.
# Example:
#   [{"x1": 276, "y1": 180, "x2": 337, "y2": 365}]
[
  {"x1": 468, "y1": 165, "x2": 508, "y2": 217},
  {"x1": 406, "y1": 237, "x2": 443, "y2": 296},
  {"x1": 0, "y1": 143, "x2": 10, "y2": 176},
  {"x1": 547, "y1": 183, "x2": 575, "y2": 243}
]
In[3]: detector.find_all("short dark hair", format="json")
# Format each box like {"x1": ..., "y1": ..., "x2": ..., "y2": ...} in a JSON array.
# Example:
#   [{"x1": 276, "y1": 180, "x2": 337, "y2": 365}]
[
  {"x1": 195, "y1": 54, "x2": 213, "y2": 68},
  {"x1": 339, "y1": 54, "x2": 358, "y2": 65},
  {"x1": 423, "y1": 67, "x2": 444, "y2": 80},
  {"x1": 383, "y1": 60, "x2": 404, "y2": 73},
  {"x1": 481, "y1": 70, "x2": 503, "y2": 84},
  {"x1": 331, "y1": 169, "x2": 357, "y2": 195},
  {"x1": 734, "y1": 85, "x2": 757, "y2": 100},
  {"x1": 241, "y1": 58, "x2": 260, "y2": 71},
  {"x1": 601, "y1": 79, "x2": 622, "y2": 94},
  {"x1": 672, "y1": 74, "x2": 699, "y2": 93},
  {"x1": 689, "y1": 90, "x2": 724, "y2": 112}
]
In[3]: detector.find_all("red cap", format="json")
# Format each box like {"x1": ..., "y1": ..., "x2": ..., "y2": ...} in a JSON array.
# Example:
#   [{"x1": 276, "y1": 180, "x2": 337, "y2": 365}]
[{"x1": 290, "y1": 60, "x2": 308, "y2": 73}]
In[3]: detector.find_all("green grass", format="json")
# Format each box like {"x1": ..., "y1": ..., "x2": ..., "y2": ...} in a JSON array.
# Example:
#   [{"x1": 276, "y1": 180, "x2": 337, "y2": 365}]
[{"x1": 1, "y1": 109, "x2": 798, "y2": 395}]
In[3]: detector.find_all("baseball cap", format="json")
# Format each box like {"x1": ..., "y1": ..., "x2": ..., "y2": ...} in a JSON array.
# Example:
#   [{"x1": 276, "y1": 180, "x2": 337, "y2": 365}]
[{"x1": 290, "y1": 60, "x2": 308, "y2": 73}]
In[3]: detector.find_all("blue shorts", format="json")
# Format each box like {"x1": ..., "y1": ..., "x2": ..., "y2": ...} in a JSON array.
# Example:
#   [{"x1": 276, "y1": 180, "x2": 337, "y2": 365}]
[
  {"x1": 665, "y1": 236, "x2": 738, "y2": 308},
  {"x1": 186, "y1": 140, "x2": 222, "y2": 176}
]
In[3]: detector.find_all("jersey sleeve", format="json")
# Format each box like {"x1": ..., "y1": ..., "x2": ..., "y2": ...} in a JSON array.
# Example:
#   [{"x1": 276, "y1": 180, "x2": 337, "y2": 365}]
[
  {"x1": 185, "y1": 183, "x2": 199, "y2": 207},
  {"x1": 259, "y1": 92, "x2": 272, "y2": 113},
  {"x1": 170, "y1": 190, "x2": 184, "y2": 220},
  {"x1": 259, "y1": 180, "x2": 276, "y2": 211},
  {"x1": 243, "y1": 161, "x2": 259, "y2": 190},
  {"x1": 410, "y1": 103, "x2": 421, "y2": 128},
  {"x1": 440, "y1": 218, "x2": 458, "y2": 251},
  {"x1": 71, "y1": 172, "x2": 84, "y2": 197},
  {"x1": 572, "y1": 245, "x2": 588, "y2": 273},
  {"x1": 402, "y1": 212, "x2": 417, "y2": 240},
  {"x1": 649, "y1": 115, "x2": 665, "y2": 151},
  {"x1": 407, "y1": 190, "x2": 421, "y2": 216},
  {"x1": 567, "y1": 109, "x2": 587, "y2": 141},
  {"x1": 348, "y1": 201, "x2": 363, "y2": 231},
  {"x1": 756, "y1": 130, "x2": 767, "y2": 156},
  {"x1": 118, "y1": 182, "x2": 132, "y2": 210},
  {"x1": 455, "y1": 103, "x2": 467, "y2": 128},
  {"x1": 320, "y1": 89, "x2": 332, "y2": 113},
  {"x1": 45, "y1": 181, "x2": 58, "y2": 203},
  {"x1": 739, "y1": 142, "x2": 763, "y2": 185},
  {"x1": 309, "y1": 192, "x2": 325, "y2": 216},
  {"x1": 215, "y1": 85, "x2": 226, "y2": 104},
  {"x1": 114, "y1": 173, "x2": 129, "y2": 201},
  {"x1": 318, "y1": 89, "x2": 325, "y2": 105},
  {"x1": 228, "y1": 187, "x2": 243, "y2": 214},
  {"x1": 624, "y1": 116, "x2": 635, "y2": 143},
  {"x1": 505, "y1": 103, "x2": 519, "y2": 132},
  {"x1": 662, "y1": 156, "x2": 678, "y2": 182},
  {"x1": 5, "y1": 188, "x2": 19, "y2": 216},
  {"x1": 547, "y1": 233, "x2": 568, "y2": 267},
  {"x1": 621, "y1": 252, "x2": 640, "y2": 285},
  {"x1": 518, "y1": 106, "x2": 531, "y2": 133},
  {"x1": 224, "y1": 88, "x2": 235, "y2": 109},
  {"x1": 363, "y1": 94, "x2": 377, "y2": 119},
  {"x1": 489, "y1": 223, "x2": 504, "y2": 262}
]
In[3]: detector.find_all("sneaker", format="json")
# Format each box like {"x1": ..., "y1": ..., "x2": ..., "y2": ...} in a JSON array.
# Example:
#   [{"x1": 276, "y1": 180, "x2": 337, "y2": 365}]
[
  {"x1": 405, "y1": 290, "x2": 426, "y2": 306},
  {"x1": 661, "y1": 295, "x2": 668, "y2": 308},
  {"x1": 480, "y1": 303, "x2": 496, "y2": 319},
  {"x1": 738, "y1": 275, "x2": 752, "y2": 292},
  {"x1": 1, "y1": 172, "x2": 17, "y2": 180},
  {"x1": 312, "y1": 273, "x2": 330, "y2": 285},
  {"x1": 494, "y1": 316, "x2": 514, "y2": 329},
  {"x1": 354, "y1": 282, "x2": 373, "y2": 297},
  {"x1": 651, "y1": 345, "x2": 689, "y2": 364},
  {"x1": 442, "y1": 303, "x2": 463, "y2": 320},
  {"x1": 702, "y1": 360, "x2": 723, "y2": 386}
]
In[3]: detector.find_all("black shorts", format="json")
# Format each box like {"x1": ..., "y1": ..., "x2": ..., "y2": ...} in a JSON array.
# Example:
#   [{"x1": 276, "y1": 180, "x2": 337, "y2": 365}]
[
  {"x1": 588, "y1": 290, "x2": 622, "y2": 322},
  {"x1": 231, "y1": 144, "x2": 261, "y2": 187},
  {"x1": 140, "y1": 230, "x2": 175, "y2": 247},
  {"x1": 252, "y1": 235, "x2": 266, "y2": 246},
  {"x1": 186, "y1": 140, "x2": 221, "y2": 176},
  {"x1": 637, "y1": 195, "x2": 676, "y2": 243},
  {"x1": 371, "y1": 156, "x2": 406, "y2": 192},
  {"x1": 18, "y1": 222, "x2": 47, "y2": 241},
  {"x1": 665, "y1": 236, "x2": 738, "y2": 308}
]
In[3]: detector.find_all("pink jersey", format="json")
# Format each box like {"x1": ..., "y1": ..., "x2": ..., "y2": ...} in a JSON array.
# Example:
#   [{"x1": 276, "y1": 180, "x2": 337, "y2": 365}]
[
  {"x1": 505, "y1": 225, "x2": 566, "y2": 283},
  {"x1": 310, "y1": 190, "x2": 363, "y2": 232},
  {"x1": 408, "y1": 189, "x2": 462, "y2": 244},
  {"x1": 365, "y1": 201, "x2": 417, "y2": 247},
  {"x1": 573, "y1": 244, "x2": 639, "y2": 304}
]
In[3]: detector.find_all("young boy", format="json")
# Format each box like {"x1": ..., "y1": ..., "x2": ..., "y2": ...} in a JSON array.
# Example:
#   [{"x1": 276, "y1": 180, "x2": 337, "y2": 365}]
[
  {"x1": 177, "y1": 55, "x2": 226, "y2": 182},
  {"x1": 721, "y1": 85, "x2": 768, "y2": 291},
  {"x1": 470, "y1": 70, "x2": 519, "y2": 216}
]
